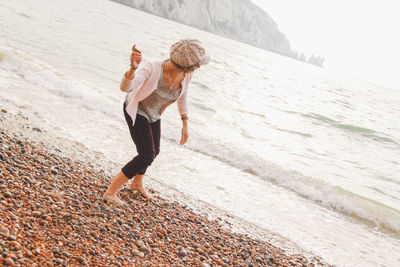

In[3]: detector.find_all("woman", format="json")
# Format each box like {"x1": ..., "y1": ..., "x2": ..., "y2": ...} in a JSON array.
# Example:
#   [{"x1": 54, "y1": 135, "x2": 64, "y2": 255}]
[{"x1": 104, "y1": 39, "x2": 210, "y2": 204}]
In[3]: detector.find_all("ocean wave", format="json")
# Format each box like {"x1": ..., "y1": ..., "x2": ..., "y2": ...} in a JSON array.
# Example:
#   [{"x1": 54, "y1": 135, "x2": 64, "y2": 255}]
[
  {"x1": 177, "y1": 136, "x2": 400, "y2": 233},
  {"x1": 0, "y1": 46, "x2": 120, "y2": 119},
  {"x1": 273, "y1": 126, "x2": 313, "y2": 138},
  {"x1": 302, "y1": 112, "x2": 398, "y2": 144}
]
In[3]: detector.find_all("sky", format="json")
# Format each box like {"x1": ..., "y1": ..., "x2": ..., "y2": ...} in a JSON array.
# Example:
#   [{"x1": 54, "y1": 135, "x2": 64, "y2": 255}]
[{"x1": 251, "y1": 0, "x2": 400, "y2": 90}]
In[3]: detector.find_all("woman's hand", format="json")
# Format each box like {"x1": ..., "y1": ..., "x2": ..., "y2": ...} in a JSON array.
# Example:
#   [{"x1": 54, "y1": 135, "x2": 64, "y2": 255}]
[
  {"x1": 130, "y1": 44, "x2": 142, "y2": 69},
  {"x1": 180, "y1": 126, "x2": 189, "y2": 145},
  {"x1": 125, "y1": 44, "x2": 142, "y2": 80}
]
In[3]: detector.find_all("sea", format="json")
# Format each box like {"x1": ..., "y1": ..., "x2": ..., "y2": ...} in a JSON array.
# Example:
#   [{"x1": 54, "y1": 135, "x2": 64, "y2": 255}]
[{"x1": 1, "y1": 0, "x2": 400, "y2": 266}]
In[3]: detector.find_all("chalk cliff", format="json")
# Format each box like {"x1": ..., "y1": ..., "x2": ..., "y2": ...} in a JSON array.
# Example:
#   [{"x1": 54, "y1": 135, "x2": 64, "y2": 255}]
[{"x1": 112, "y1": 0, "x2": 324, "y2": 67}]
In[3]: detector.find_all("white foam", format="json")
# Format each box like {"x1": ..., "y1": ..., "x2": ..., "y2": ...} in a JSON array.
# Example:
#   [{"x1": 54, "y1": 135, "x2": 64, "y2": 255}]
[
  {"x1": 0, "y1": 46, "x2": 120, "y2": 119},
  {"x1": 182, "y1": 135, "x2": 400, "y2": 233}
]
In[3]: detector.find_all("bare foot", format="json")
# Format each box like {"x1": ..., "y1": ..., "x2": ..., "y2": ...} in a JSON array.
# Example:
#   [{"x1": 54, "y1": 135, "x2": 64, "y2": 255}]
[
  {"x1": 103, "y1": 193, "x2": 125, "y2": 205},
  {"x1": 129, "y1": 182, "x2": 153, "y2": 200}
]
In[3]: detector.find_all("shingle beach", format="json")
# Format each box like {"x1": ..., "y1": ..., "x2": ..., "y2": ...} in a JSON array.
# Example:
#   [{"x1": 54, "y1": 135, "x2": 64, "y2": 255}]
[{"x1": 0, "y1": 110, "x2": 332, "y2": 266}]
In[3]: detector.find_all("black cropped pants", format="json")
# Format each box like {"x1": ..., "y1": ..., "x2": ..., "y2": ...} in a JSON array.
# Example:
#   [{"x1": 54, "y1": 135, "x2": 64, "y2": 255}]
[{"x1": 121, "y1": 104, "x2": 161, "y2": 179}]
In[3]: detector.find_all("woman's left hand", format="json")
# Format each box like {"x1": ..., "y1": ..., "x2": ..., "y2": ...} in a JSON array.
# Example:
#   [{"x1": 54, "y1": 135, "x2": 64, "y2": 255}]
[{"x1": 180, "y1": 126, "x2": 189, "y2": 145}]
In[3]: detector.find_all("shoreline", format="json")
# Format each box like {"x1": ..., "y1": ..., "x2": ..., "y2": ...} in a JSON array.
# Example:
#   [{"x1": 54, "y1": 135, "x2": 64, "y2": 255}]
[{"x1": 0, "y1": 109, "x2": 332, "y2": 266}]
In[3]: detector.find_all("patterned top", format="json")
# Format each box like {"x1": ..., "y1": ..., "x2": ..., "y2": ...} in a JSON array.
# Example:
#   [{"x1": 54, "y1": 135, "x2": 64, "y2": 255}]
[{"x1": 137, "y1": 68, "x2": 182, "y2": 123}]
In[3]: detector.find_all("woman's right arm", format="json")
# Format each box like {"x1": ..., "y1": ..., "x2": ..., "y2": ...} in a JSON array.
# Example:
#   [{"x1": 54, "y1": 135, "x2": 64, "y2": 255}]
[
  {"x1": 120, "y1": 67, "x2": 136, "y2": 92},
  {"x1": 120, "y1": 44, "x2": 149, "y2": 93},
  {"x1": 124, "y1": 67, "x2": 136, "y2": 80},
  {"x1": 120, "y1": 62, "x2": 152, "y2": 93}
]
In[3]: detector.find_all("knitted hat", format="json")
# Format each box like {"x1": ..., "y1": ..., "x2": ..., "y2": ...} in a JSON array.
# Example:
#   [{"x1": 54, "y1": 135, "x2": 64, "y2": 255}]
[{"x1": 170, "y1": 39, "x2": 210, "y2": 68}]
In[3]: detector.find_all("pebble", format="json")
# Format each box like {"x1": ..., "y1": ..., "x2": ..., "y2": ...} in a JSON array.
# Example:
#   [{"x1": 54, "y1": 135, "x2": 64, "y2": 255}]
[
  {"x1": 32, "y1": 211, "x2": 41, "y2": 217},
  {"x1": 135, "y1": 240, "x2": 145, "y2": 248},
  {"x1": 9, "y1": 241, "x2": 22, "y2": 250},
  {"x1": 77, "y1": 256, "x2": 86, "y2": 264},
  {"x1": 132, "y1": 250, "x2": 145, "y2": 258},
  {"x1": 0, "y1": 227, "x2": 10, "y2": 238},
  {"x1": 4, "y1": 258, "x2": 14, "y2": 266},
  {"x1": 178, "y1": 248, "x2": 188, "y2": 257},
  {"x1": 139, "y1": 246, "x2": 151, "y2": 255}
]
